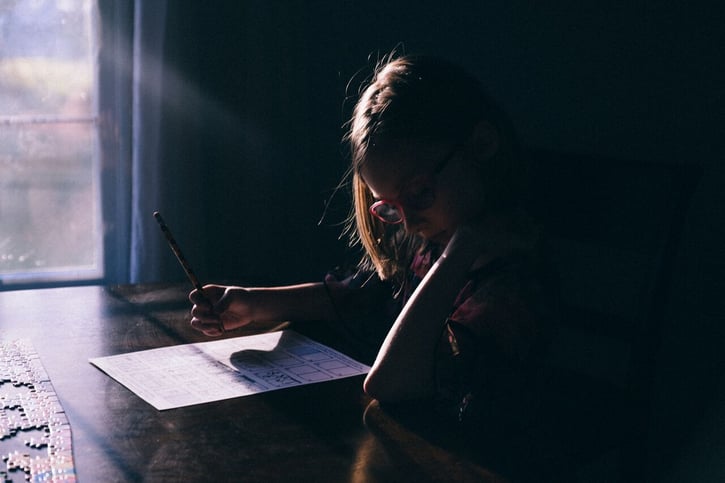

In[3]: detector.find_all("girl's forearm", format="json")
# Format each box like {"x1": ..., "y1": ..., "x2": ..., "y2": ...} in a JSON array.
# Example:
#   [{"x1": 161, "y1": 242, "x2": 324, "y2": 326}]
[
  {"x1": 364, "y1": 228, "x2": 481, "y2": 401},
  {"x1": 249, "y1": 282, "x2": 341, "y2": 324}
]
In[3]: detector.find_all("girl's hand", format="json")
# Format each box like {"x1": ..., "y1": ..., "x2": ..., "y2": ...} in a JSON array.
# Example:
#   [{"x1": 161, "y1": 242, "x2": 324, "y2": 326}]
[
  {"x1": 189, "y1": 285, "x2": 256, "y2": 337},
  {"x1": 440, "y1": 219, "x2": 496, "y2": 271},
  {"x1": 445, "y1": 212, "x2": 533, "y2": 271}
]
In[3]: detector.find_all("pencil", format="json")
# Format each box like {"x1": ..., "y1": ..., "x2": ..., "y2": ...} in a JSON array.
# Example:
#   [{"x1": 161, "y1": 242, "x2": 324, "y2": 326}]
[{"x1": 153, "y1": 211, "x2": 225, "y2": 333}]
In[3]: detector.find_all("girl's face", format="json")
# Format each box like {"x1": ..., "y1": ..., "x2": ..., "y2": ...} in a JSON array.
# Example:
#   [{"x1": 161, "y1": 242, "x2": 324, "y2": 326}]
[{"x1": 360, "y1": 138, "x2": 487, "y2": 245}]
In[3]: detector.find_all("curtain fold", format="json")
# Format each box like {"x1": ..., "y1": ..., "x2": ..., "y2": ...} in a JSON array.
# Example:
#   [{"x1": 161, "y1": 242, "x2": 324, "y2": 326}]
[
  {"x1": 129, "y1": 0, "x2": 168, "y2": 283},
  {"x1": 128, "y1": 0, "x2": 205, "y2": 283},
  {"x1": 101, "y1": 0, "x2": 204, "y2": 285}
]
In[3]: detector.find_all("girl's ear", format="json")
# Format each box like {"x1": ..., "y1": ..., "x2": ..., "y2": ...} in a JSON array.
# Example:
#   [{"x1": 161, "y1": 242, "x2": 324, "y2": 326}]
[{"x1": 471, "y1": 120, "x2": 500, "y2": 160}]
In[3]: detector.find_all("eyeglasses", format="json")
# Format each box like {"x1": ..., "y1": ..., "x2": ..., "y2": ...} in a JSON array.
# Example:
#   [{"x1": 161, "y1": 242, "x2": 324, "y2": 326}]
[{"x1": 369, "y1": 144, "x2": 461, "y2": 224}]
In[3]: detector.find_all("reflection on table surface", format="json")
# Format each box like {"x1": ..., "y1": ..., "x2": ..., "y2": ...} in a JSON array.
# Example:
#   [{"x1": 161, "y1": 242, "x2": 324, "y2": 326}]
[{"x1": 0, "y1": 284, "x2": 507, "y2": 482}]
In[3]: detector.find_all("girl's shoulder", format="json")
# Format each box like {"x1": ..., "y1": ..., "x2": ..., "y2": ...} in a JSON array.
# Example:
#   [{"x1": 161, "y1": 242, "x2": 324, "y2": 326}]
[{"x1": 448, "y1": 250, "x2": 560, "y2": 361}]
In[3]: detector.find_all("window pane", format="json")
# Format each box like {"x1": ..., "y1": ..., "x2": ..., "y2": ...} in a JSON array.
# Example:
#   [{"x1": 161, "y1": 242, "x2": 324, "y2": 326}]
[
  {"x1": 0, "y1": 123, "x2": 98, "y2": 274},
  {"x1": 0, "y1": 0, "x2": 95, "y2": 116},
  {"x1": 0, "y1": 0, "x2": 100, "y2": 286}
]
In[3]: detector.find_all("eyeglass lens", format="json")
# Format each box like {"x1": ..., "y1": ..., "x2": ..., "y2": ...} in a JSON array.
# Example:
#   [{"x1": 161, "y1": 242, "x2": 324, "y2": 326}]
[{"x1": 370, "y1": 201, "x2": 403, "y2": 223}]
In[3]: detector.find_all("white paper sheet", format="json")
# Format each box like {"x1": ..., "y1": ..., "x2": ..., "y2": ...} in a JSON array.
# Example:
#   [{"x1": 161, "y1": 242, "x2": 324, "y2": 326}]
[{"x1": 89, "y1": 330, "x2": 370, "y2": 410}]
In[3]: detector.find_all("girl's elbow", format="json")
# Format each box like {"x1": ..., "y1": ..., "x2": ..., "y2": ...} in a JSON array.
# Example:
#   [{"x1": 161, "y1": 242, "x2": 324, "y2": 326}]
[
  {"x1": 363, "y1": 373, "x2": 394, "y2": 401},
  {"x1": 363, "y1": 373, "x2": 381, "y2": 399},
  {"x1": 363, "y1": 372, "x2": 422, "y2": 402}
]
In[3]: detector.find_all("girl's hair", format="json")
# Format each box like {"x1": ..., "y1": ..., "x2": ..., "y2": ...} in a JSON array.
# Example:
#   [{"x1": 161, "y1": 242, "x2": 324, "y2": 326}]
[{"x1": 344, "y1": 54, "x2": 523, "y2": 283}]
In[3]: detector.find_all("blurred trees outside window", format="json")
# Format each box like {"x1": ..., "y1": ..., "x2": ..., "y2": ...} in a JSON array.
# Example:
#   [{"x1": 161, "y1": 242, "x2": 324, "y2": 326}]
[{"x1": 0, "y1": 0, "x2": 101, "y2": 287}]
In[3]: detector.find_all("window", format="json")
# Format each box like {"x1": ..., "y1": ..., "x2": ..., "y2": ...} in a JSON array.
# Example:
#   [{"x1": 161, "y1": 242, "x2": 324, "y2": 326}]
[{"x1": 0, "y1": 0, "x2": 101, "y2": 288}]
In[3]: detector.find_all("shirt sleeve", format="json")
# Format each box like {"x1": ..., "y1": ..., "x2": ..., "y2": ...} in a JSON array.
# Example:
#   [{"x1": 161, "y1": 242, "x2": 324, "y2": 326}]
[
  {"x1": 433, "y1": 255, "x2": 556, "y2": 433},
  {"x1": 320, "y1": 268, "x2": 402, "y2": 365}
]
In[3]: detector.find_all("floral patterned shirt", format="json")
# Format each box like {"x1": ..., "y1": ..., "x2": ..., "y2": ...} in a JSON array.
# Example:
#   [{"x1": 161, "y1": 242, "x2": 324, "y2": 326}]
[{"x1": 408, "y1": 245, "x2": 559, "y2": 431}]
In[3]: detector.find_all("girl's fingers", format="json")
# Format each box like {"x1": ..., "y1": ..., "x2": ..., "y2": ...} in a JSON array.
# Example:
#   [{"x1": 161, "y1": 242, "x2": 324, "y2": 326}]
[{"x1": 190, "y1": 317, "x2": 224, "y2": 336}]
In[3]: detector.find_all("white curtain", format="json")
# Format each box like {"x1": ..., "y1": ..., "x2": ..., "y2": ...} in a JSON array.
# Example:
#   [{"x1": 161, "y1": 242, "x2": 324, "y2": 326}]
[
  {"x1": 101, "y1": 0, "x2": 205, "y2": 284},
  {"x1": 129, "y1": 0, "x2": 168, "y2": 282}
]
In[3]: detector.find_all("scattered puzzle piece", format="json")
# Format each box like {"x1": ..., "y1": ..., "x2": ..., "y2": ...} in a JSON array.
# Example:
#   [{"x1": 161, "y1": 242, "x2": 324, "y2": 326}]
[{"x1": 1, "y1": 340, "x2": 76, "y2": 482}]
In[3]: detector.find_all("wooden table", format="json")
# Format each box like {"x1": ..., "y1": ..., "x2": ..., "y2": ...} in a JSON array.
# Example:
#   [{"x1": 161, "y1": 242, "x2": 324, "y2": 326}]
[{"x1": 0, "y1": 284, "x2": 503, "y2": 482}]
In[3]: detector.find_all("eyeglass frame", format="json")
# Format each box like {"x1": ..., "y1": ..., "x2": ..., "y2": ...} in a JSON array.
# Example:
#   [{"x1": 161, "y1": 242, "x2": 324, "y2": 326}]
[{"x1": 368, "y1": 143, "x2": 463, "y2": 224}]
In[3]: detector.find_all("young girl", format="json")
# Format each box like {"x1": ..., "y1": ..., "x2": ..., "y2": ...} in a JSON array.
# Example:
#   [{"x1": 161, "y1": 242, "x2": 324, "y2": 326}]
[{"x1": 190, "y1": 54, "x2": 557, "y2": 432}]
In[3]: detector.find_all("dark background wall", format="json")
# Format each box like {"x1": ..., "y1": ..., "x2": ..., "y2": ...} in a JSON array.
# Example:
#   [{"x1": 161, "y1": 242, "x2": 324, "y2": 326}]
[{"x1": 160, "y1": 2, "x2": 724, "y2": 480}]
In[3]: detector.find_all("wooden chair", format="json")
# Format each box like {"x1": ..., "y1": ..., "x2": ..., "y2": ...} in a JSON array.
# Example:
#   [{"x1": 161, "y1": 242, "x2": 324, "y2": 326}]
[{"x1": 525, "y1": 150, "x2": 702, "y2": 481}]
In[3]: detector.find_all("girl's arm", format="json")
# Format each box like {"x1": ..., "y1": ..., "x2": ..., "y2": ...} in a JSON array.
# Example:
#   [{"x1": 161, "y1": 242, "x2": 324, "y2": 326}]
[
  {"x1": 189, "y1": 281, "x2": 354, "y2": 336},
  {"x1": 363, "y1": 226, "x2": 483, "y2": 402}
]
